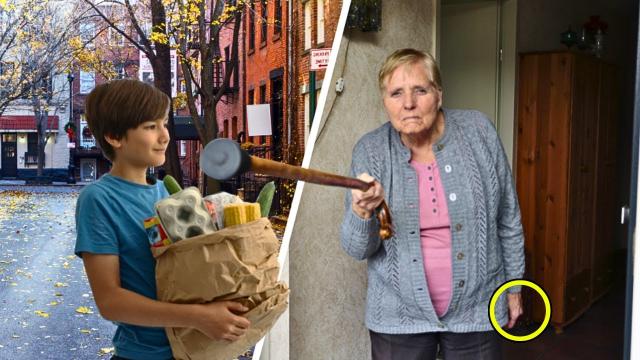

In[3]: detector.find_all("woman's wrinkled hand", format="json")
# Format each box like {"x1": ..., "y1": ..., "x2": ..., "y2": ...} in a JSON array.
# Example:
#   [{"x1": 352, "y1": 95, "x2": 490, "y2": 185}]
[
  {"x1": 506, "y1": 292, "x2": 523, "y2": 329},
  {"x1": 351, "y1": 173, "x2": 385, "y2": 219}
]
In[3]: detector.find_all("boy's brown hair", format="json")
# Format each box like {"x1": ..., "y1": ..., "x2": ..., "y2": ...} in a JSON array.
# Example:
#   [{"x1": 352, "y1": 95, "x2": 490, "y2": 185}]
[{"x1": 84, "y1": 79, "x2": 170, "y2": 161}]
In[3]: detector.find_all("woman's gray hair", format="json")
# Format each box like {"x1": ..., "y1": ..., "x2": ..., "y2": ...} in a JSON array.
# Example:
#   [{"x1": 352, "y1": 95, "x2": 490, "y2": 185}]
[{"x1": 378, "y1": 48, "x2": 442, "y2": 93}]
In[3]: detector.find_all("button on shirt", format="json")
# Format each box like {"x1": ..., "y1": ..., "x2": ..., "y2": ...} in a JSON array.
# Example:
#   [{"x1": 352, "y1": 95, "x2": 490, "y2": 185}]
[{"x1": 410, "y1": 159, "x2": 453, "y2": 318}]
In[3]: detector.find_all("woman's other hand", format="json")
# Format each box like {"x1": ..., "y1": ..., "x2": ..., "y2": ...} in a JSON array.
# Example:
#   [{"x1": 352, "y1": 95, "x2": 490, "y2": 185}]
[
  {"x1": 506, "y1": 292, "x2": 523, "y2": 329},
  {"x1": 351, "y1": 173, "x2": 385, "y2": 219}
]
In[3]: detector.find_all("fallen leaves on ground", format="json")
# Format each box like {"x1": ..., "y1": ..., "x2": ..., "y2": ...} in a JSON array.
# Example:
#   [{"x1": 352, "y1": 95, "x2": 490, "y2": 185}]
[
  {"x1": 75, "y1": 306, "x2": 94, "y2": 314},
  {"x1": 99, "y1": 347, "x2": 114, "y2": 356},
  {"x1": 34, "y1": 310, "x2": 49, "y2": 318}
]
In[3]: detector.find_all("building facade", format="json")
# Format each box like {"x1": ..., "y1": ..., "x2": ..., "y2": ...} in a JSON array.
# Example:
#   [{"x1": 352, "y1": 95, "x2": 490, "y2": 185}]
[{"x1": 291, "y1": 0, "x2": 341, "y2": 164}]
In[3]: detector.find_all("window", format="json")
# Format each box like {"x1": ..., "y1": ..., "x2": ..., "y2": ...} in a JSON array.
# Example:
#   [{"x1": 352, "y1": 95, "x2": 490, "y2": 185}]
[
  {"x1": 259, "y1": 84, "x2": 267, "y2": 144},
  {"x1": 27, "y1": 133, "x2": 37, "y2": 154},
  {"x1": 224, "y1": 45, "x2": 237, "y2": 88},
  {"x1": 260, "y1": 0, "x2": 268, "y2": 44},
  {"x1": 80, "y1": 117, "x2": 95, "y2": 147},
  {"x1": 248, "y1": 89, "x2": 254, "y2": 105},
  {"x1": 247, "y1": 90, "x2": 254, "y2": 143},
  {"x1": 317, "y1": 0, "x2": 325, "y2": 44},
  {"x1": 248, "y1": 2, "x2": 255, "y2": 51},
  {"x1": 304, "y1": 93, "x2": 310, "y2": 143},
  {"x1": 304, "y1": 1, "x2": 312, "y2": 50},
  {"x1": 232, "y1": 116, "x2": 238, "y2": 139},
  {"x1": 179, "y1": 140, "x2": 187, "y2": 157},
  {"x1": 223, "y1": 119, "x2": 229, "y2": 138},
  {"x1": 114, "y1": 63, "x2": 126, "y2": 79},
  {"x1": 259, "y1": 84, "x2": 266, "y2": 103},
  {"x1": 79, "y1": 71, "x2": 95, "y2": 94},
  {"x1": 109, "y1": 27, "x2": 125, "y2": 46},
  {"x1": 140, "y1": 22, "x2": 152, "y2": 41},
  {"x1": 79, "y1": 22, "x2": 95, "y2": 45},
  {"x1": 274, "y1": 0, "x2": 282, "y2": 35}
]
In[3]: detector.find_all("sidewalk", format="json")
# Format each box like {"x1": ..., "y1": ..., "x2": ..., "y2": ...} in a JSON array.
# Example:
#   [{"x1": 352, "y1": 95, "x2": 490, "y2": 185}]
[{"x1": 0, "y1": 180, "x2": 88, "y2": 186}]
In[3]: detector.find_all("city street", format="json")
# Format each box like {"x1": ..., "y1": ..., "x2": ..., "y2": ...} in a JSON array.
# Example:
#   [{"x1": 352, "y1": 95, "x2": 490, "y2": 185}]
[
  {"x1": 0, "y1": 185, "x2": 255, "y2": 360},
  {"x1": 0, "y1": 185, "x2": 116, "y2": 359}
]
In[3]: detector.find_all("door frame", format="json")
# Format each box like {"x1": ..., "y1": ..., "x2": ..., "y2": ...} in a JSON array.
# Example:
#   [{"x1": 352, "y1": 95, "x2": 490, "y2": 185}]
[{"x1": 624, "y1": 7, "x2": 640, "y2": 358}]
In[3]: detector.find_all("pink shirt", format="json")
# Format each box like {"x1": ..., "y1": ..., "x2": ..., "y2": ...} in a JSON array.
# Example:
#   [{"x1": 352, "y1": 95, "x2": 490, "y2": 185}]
[{"x1": 410, "y1": 159, "x2": 453, "y2": 318}]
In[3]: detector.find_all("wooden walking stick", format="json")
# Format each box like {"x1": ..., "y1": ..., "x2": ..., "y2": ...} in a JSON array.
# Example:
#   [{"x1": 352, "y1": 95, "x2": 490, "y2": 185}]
[{"x1": 200, "y1": 139, "x2": 393, "y2": 240}]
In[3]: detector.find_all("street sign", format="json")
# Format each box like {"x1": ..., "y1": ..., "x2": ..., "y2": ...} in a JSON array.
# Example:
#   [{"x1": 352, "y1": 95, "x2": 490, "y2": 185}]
[{"x1": 310, "y1": 48, "x2": 331, "y2": 71}]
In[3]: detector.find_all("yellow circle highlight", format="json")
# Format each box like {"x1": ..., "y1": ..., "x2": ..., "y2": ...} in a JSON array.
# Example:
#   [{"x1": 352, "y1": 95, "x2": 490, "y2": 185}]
[{"x1": 489, "y1": 279, "x2": 551, "y2": 342}]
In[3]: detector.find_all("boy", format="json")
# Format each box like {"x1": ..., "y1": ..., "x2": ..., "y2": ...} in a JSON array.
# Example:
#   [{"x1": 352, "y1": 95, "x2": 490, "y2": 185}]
[{"x1": 75, "y1": 79, "x2": 250, "y2": 360}]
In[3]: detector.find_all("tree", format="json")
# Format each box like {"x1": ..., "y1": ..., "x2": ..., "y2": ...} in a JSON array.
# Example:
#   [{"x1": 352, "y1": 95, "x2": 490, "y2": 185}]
[
  {"x1": 165, "y1": 0, "x2": 245, "y2": 194},
  {"x1": 83, "y1": 0, "x2": 248, "y2": 194},
  {"x1": 0, "y1": 0, "x2": 87, "y2": 177},
  {"x1": 81, "y1": 0, "x2": 184, "y2": 185},
  {"x1": 0, "y1": 0, "x2": 58, "y2": 116}
]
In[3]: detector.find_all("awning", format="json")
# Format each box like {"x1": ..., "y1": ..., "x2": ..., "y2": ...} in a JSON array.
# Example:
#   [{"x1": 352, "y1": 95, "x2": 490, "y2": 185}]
[
  {"x1": 174, "y1": 116, "x2": 201, "y2": 141},
  {"x1": 0, "y1": 115, "x2": 60, "y2": 132}
]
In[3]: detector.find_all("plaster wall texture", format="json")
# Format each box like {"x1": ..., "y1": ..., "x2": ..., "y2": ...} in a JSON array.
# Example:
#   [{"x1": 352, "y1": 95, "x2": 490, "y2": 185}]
[{"x1": 289, "y1": 1, "x2": 436, "y2": 358}]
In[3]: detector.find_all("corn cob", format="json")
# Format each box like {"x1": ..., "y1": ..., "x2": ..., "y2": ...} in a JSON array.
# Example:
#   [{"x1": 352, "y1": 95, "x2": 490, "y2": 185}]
[{"x1": 223, "y1": 203, "x2": 261, "y2": 227}]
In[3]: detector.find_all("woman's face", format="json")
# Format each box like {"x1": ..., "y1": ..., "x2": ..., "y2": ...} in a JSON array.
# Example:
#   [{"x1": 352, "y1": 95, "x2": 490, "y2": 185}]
[{"x1": 382, "y1": 62, "x2": 442, "y2": 138}]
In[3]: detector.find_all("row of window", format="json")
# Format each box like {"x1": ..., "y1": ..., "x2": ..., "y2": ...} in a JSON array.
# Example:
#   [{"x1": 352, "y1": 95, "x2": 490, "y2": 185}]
[
  {"x1": 248, "y1": 0, "x2": 325, "y2": 52},
  {"x1": 305, "y1": 0, "x2": 325, "y2": 50},
  {"x1": 248, "y1": 0, "x2": 284, "y2": 51}
]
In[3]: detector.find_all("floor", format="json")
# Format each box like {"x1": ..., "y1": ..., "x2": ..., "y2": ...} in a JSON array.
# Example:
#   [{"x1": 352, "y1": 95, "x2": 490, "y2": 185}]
[{"x1": 502, "y1": 279, "x2": 626, "y2": 360}]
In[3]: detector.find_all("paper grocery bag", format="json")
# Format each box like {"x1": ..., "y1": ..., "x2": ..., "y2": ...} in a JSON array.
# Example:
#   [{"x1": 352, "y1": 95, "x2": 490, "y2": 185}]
[{"x1": 151, "y1": 218, "x2": 289, "y2": 360}]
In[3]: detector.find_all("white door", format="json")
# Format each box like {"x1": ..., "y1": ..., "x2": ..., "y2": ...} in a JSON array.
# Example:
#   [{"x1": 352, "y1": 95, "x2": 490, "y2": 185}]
[
  {"x1": 438, "y1": 0, "x2": 517, "y2": 165},
  {"x1": 439, "y1": 0, "x2": 499, "y2": 121}
]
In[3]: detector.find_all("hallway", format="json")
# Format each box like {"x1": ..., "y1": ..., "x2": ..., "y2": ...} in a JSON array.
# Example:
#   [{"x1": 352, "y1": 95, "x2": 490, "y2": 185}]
[{"x1": 503, "y1": 276, "x2": 625, "y2": 359}]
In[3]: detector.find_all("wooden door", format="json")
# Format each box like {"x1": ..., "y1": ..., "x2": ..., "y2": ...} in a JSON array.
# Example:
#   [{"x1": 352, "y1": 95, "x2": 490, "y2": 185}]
[
  {"x1": 564, "y1": 54, "x2": 599, "y2": 322},
  {"x1": 517, "y1": 52, "x2": 573, "y2": 324}
]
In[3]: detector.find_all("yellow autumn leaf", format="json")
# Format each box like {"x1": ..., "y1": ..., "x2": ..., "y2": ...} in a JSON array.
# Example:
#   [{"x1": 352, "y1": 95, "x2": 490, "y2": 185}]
[
  {"x1": 75, "y1": 306, "x2": 93, "y2": 314},
  {"x1": 47, "y1": 301, "x2": 58, "y2": 306},
  {"x1": 99, "y1": 347, "x2": 115, "y2": 355},
  {"x1": 62, "y1": 262, "x2": 70, "y2": 269},
  {"x1": 54, "y1": 282, "x2": 68, "y2": 287},
  {"x1": 34, "y1": 310, "x2": 49, "y2": 318},
  {"x1": 80, "y1": 329, "x2": 91, "y2": 334}
]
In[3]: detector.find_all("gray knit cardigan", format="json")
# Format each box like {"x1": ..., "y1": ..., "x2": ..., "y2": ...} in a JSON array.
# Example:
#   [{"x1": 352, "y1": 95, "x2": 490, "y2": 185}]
[{"x1": 340, "y1": 109, "x2": 525, "y2": 334}]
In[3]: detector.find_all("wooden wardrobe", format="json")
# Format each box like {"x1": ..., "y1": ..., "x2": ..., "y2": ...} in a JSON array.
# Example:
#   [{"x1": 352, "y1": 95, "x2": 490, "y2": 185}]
[{"x1": 516, "y1": 51, "x2": 618, "y2": 332}]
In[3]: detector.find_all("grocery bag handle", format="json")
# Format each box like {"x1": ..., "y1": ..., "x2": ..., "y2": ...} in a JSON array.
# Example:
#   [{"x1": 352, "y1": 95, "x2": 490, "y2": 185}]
[{"x1": 200, "y1": 139, "x2": 394, "y2": 240}]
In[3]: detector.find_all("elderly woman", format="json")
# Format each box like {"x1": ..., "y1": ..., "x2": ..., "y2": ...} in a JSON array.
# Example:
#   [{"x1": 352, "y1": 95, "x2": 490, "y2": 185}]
[{"x1": 340, "y1": 48, "x2": 525, "y2": 359}]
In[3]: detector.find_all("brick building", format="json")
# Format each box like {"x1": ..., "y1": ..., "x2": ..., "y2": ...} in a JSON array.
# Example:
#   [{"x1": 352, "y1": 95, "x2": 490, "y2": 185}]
[
  {"x1": 291, "y1": 0, "x2": 342, "y2": 163},
  {"x1": 244, "y1": 0, "x2": 288, "y2": 161},
  {"x1": 69, "y1": 13, "x2": 142, "y2": 183},
  {"x1": 175, "y1": 12, "x2": 244, "y2": 187}
]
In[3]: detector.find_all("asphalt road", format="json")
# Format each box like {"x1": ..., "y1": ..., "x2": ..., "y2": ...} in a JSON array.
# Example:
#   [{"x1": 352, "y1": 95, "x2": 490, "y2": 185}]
[
  {"x1": 0, "y1": 185, "x2": 254, "y2": 360},
  {"x1": 0, "y1": 186, "x2": 116, "y2": 359}
]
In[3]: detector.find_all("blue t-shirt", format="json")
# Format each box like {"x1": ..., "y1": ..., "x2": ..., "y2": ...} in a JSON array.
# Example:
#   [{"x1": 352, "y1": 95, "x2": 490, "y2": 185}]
[{"x1": 75, "y1": 174, "x2": 172, "y2": 360}]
